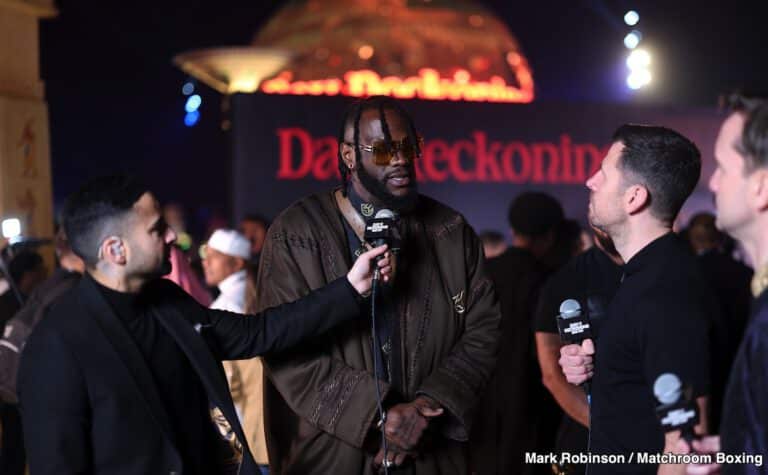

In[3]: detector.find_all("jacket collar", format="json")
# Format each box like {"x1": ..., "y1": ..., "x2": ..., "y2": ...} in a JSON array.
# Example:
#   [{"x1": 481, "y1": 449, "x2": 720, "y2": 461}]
[
  {"x1": 78, "y1": 274, "x2": 253, "y2": 466},
  {"x1": 77, "y1": 274, "x2": 176, "y2": 444},
  {"x1": 146, "y1": 280, "x2": 254, "y2": 463}
]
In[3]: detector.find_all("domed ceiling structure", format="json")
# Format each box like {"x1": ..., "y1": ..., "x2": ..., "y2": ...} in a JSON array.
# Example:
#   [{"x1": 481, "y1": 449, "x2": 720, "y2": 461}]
[{"x1": 175, "y1": 0, "x2": 534, "y2": 103}]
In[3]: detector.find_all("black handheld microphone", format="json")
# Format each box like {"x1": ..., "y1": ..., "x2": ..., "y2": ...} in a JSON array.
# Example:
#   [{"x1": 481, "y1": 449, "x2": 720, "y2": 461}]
[
  {"x1": 556, "y1": 299, "x2": 593, "y2": 344},
  {"x1": 363, "y1": 209, "x2": 398, "y2": 474},
  {"x1": 557, "y1": 299, "x2": 593, "y2": 399},
  {"x1": 364, "y1": 209, "x2": 398, "y2": 280},
  {"x1": 653, "y1": 373, "x2": 699, "y2": 443},
  {"x1": 364, "y1": 209, "x2": 396, "y2": 248}
]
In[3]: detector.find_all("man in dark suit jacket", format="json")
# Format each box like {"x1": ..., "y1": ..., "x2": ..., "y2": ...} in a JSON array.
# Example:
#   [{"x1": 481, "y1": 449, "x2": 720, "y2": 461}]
[{"x1": 17, "y1": 175, "x2": 391, "y2": 475}]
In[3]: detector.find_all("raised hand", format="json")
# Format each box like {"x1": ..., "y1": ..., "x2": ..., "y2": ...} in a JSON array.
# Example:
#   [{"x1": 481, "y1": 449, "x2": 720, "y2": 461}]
[{"x1": 346, "y1": 245, "x2": 392, "y2": 296}]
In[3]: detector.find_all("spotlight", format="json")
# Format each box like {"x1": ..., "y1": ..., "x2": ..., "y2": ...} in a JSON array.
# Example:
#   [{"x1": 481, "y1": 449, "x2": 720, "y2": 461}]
[
  {"x1": 624, "y1": 31, "x2": 642, "y2": 49},
  {"x1": 626, "y1": 69, "x2": 652, "y2": 90},
  {"x1": 182, "y1": 81, "x2": 195, "y2": 96},
  {"x1": 624, "y1": 10, "x2": 640, "y2": 26},
  {"x1": 184, "y1": 110, "x2": 200, "y2": 127},
  {"x1": 1, "y1": 218, "x2": 21, "y2": 240},
  {"x1": 626, "y1": 49, "x2": 651, "y2": 70},
  {"x1": 185, "y1": 94, "x2": 202, "y2": 113}
]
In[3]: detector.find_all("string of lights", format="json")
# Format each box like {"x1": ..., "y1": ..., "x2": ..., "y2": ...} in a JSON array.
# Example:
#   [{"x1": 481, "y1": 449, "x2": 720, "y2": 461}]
[{"x1": 622, "y1": 10, "x2": 652, "y2": 91}]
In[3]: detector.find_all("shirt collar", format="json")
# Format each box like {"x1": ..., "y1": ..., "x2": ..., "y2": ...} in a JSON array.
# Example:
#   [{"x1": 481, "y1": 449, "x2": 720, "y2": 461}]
[
  {"x1": 347, "y1": 184, "x2": 383, "y2": 220},
  {"x1": 218, "y1": 269, "x2": 247, "y2": 296},
  {"x1": 623, "y1": 232, "x2": 679, "y2": 277}
]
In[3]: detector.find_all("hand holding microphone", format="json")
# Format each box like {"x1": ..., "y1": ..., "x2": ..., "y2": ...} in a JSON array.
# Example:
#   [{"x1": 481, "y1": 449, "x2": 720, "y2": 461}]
[
  {"x1": 364, "y1": 209, "x2": 400, "y2": 283},
  {"x1": 557, "y1": 299, "x2": 596, "y2": 386},
  {"x1": 347, "y1": 245, "x2": 392, "y2": 296}
]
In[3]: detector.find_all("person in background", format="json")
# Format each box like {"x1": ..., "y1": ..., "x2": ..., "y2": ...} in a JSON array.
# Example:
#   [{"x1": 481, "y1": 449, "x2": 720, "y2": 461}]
[
  {"x1": 507, "y1": 191, "x2": 565, "y2": 270},
  {"x1": 479, "y1": 230, "x2": 508, "y2": 259},
  {"x1": 202, "y1": 228, "x2": 271, "y2": 474},
  {"x1": 166, "y1": 245, "x2": 212, "y2": 306},
  {"x1": 470, "y1": 209, "x2": 549, "y2": 474},
  {"x1": 202, "y1": 229, "x2": 250, "y2": 314},
  {"x1": 505, "y1": 192, "x2": 582, "y2": 467},
  {"x1": 239, "y1": 214, "x2": 269, "y2": 269},
  {"x1": 0, "y1": 250, "x2": 47, "y2": 334},
  {"x1": 0, "y1": 234, "x2": 81, "y2": 475},
  {"x1": 533, "y1": 228, "x2": 623, "y2": 475},
  {"x1": 682, "y1": 212, "x2": 753, "y2": 433}
]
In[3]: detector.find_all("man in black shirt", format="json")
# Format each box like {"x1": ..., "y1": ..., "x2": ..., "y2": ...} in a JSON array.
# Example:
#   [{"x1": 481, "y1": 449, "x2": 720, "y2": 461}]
[
  {"x1": 470, "y1": 231, "x2": 548, "y2": 475},
  {"x1": 17, "y1": 175, "x2": 391, "y2": 475},
  {"x1": 558, "y1": 125, "x2": 711, "y2": 475},
  {"x1": 534, "y1": 231, "x2": 623, "y2": 475}
]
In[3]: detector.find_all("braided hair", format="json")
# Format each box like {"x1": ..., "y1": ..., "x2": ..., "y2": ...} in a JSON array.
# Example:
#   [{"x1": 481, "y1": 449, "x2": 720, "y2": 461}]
[{"x1": 337, "y1": 96, "x2": 421, "y2": 195}]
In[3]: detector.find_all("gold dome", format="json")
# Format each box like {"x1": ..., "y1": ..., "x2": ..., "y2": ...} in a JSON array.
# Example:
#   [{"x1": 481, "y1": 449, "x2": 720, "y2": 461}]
[
  {"x1": 256, "y1": 0, "x2": 533, "y2": 102},
  {"x1": 176, "y1": 0, "x2": 533, "y2": 102}
]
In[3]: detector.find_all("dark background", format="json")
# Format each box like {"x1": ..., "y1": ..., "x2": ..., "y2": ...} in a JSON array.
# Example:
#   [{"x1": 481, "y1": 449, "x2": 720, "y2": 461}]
[{"x1": 40, "y1": 0, "x2": 768, "y2": 229}]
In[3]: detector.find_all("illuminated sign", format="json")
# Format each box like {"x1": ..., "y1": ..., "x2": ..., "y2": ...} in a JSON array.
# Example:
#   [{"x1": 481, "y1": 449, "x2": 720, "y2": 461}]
[
  {"x1": 275, "y1": 128, "x2": 609, "y2": 184},
  {"x1": 261, "y1": 67, "x2": 534, "y2": 103}
]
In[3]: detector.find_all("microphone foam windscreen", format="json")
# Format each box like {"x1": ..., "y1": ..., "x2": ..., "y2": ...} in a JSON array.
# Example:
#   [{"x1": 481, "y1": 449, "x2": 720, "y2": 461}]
[
  {"x1": 374, "y1": 209, "x2": 396, "y2": 219},
  {"x1": 559, "y1": 299, "x2": 582, "y2": 319},
  {"x1": 653, "y1": 373, "x2": 682, "y2": 405}
]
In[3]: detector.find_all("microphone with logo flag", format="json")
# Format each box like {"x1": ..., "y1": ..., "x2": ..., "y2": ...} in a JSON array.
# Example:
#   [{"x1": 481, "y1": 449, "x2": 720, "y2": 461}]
[
  {"x1": 363, "y1": 208, "x2": 399, "y2": 474},
  {"x1": 364, "y1": 209, "x2": 400, "y2": 272},
  {"x1": 557, "y1": 299, "x2": 593, "y2": 399},
  {"x1": 654, "y1": 373, "x2": 699, "y2": 443}
]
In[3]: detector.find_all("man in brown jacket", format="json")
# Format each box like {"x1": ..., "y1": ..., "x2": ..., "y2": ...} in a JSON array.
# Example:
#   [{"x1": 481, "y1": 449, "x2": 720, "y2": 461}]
[{"x1": 256, "y1": 96, "x2": 501, "y2": 474}]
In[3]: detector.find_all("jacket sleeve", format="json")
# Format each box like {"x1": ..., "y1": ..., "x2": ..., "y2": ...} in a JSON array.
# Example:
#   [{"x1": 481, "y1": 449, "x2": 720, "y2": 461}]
[
  {"x1": 416, "y1": 224, "x2": 502, "y2": 440},
  {"x1": 205, "y1": 276, "x2": 363, "y2": 359},
  {"x1": 17, "y1": 323, "x2": 92, "y2": 474},
  {"x1": 253, "y1": 220, "x2": 391, "y2": 449}
]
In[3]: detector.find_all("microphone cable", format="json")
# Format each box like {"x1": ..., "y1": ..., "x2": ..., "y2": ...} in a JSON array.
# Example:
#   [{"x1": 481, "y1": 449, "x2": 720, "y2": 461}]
[{"x1": 371, "y1": 268, "x2": 390, "y2": 475}]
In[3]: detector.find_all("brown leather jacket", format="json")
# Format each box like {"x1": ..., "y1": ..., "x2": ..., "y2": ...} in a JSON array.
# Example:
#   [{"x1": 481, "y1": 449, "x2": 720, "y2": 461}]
[{"x1": 256, "y1": 189, "x2": 501, "y2": 474}]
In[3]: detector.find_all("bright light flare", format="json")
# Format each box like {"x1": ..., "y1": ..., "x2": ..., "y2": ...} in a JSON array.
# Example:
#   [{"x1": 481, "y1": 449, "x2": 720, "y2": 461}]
[
  {"x1": 626, "y1": 49, "x2": 651, "y2": 70},
  {"x1": 185, "y1": 94, "x2": 202, "y2": 113},
  {"x1": 624, "y1": 31, "x2": 641, "y2": 49},
  {"x1": 627, "y1": 69, "x2": 652, "y2": 89},
  {"x1": 1, "y1": 218, "x2": 21, "y2": 239},
  {"x1": 624, "y1": 10, "x2": 640, "y2": 26}
]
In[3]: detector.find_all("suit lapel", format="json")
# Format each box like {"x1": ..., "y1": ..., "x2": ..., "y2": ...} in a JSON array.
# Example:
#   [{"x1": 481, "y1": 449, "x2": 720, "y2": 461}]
[
  {"x1": 78, "y1": 276, "x2": 175, "y2": 444},
  {"x1": 151, "y1": 302, "x2": 253, "y2": 458}
]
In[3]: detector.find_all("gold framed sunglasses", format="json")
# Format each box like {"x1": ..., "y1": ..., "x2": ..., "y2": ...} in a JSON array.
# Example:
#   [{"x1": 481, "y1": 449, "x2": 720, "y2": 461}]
[{"x1": 346, "y1": 135, "x2": 424, "y2": 166}]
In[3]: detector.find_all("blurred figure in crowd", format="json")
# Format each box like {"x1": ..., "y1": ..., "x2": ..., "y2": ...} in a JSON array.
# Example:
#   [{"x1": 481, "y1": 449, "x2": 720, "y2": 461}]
[
  {"x1": 479, "y1": 230, "x2": 508, "y2": 259},
  {"x1": 202, "y1": 229, "x2": 269, "y2": 473},
  {"x1": 533, "y1": 228, "x2": 623, "y2": 475},
  {"x1": 239, "y1": 214, "x2": 269, "y2": 269},
  {"x1": 471, "y1": 209, "x2": 548, "y2": 474},
  {"x1": 504, "y1": 192, "x2": 584, "y2": 470},
  {"x1": 0, "y1": 233, "x2": 83, "y2": 475},
  {"x1": 164, "y1": 202, "x2": 194, "y2": 253},
  {"x1": 682, "y1": 212, "x2": 752, "y2": 432},
  {"x1": 165, "y1": 245, "x2": 211, "y2": 306},
  {"x1": 507, "y1": 191, "x2": 564, "y2": 269},
  {"x1": 0, "y1": 250, "x2": 47, "y2": 334}
]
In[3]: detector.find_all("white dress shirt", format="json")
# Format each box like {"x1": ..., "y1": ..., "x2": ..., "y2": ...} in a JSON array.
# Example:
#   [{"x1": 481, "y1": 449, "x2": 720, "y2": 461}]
[{"x1": 210, "y1": 270, "x2": 247, "y2": 313}]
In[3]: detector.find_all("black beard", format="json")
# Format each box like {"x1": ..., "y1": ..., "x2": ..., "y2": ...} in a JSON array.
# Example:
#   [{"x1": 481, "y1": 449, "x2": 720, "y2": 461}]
[
  {"x1": 356, "y1": 162, "x2": 418, "y2": 213},
  {"x1": 157, "y1": 246, "x2": 173, "y2": 276}
]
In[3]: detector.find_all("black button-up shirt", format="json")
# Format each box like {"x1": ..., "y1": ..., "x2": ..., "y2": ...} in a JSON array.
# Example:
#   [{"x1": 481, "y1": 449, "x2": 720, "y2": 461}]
[{"x1": 589, "y1": 233, "x2": 712, "y2": 475}]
